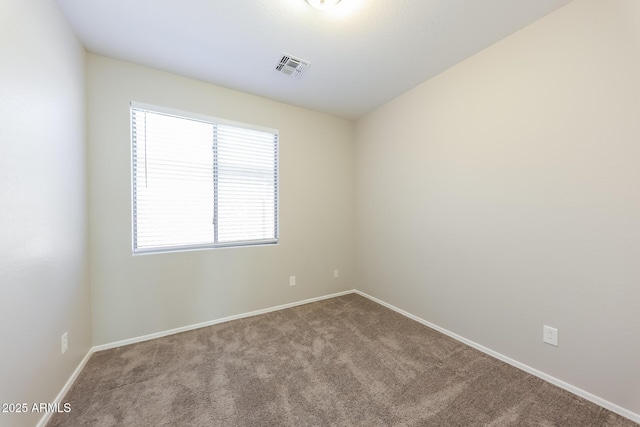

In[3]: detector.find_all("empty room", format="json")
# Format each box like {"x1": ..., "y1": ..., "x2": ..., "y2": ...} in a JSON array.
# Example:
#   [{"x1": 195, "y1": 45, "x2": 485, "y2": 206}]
[{"x1": 1, "y1": 0, "x2": 639, "y2": 426}]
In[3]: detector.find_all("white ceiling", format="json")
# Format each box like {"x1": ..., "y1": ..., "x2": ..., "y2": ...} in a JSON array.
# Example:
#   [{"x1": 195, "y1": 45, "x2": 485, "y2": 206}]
[{"x1": 56, "y1": 0, "x2": 573, "y2": 119}]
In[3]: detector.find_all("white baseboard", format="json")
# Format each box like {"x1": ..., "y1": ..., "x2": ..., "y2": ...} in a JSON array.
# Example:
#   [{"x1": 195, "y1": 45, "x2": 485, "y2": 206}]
[
  {"x1": 353, "y1": 290, "x2": 640, "y2": 424},
  {"x1": 39, "y1": 289, "x2": 639, "y2": 426},
  {"x1": 37, "y1": 290, "x2": 353, "y2": 426},
  {"x1": 36, "y1": 349, "x2": 93, "y2": 427},
  {"x1": 93, "y1": 289, "x2": 354, "y2": 352}
]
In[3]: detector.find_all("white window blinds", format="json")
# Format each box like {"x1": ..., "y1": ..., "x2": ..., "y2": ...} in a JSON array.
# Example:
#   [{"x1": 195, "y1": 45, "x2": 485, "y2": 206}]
[{"x1": 131, "y1": 102, "x2": 278, "y2": 254}]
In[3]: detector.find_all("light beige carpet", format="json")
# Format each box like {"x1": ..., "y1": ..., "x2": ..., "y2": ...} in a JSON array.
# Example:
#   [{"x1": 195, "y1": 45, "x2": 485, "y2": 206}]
[{"x1": 48, "y1": 294, "x2": 637, "y2": 426}]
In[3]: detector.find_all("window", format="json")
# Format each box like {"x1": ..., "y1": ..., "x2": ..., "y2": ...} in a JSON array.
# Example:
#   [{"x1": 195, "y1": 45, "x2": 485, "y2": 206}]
[{"x1": 131, "y1": 102, "x2": 278, "y2": 254}]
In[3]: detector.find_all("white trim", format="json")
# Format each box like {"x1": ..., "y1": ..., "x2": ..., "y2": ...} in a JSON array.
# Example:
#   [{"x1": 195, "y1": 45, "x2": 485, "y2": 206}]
[
  {"x1": 36, "y1": 349, "x2": 94, "y2": 427},
  {"x1": 130, "y1": 101, "x2": 279, "y2": 134},
  {"x1": 353, "y1": 290, "x2": 640, "y2": 424},
  {"x1": 37, "y1": 290, "x2": 354, "y2": 426},
  {"x1": 132, "y1": 239, "x2": 279, "y2": 256},
  {"x1": 93, "y1": 290, "x2": 354, "y2": 352},
  {"x1": 129, "y1": 102, "x2": 280, "y2": 256},
  {"x1": 39, "y1": 289, "x2": 639, "y2": 425}
]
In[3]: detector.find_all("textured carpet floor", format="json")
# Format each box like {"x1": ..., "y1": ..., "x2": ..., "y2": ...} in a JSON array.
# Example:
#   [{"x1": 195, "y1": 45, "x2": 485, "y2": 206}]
[{"x1": 48, "y1": 294, "x2": 637, "y2": 426}]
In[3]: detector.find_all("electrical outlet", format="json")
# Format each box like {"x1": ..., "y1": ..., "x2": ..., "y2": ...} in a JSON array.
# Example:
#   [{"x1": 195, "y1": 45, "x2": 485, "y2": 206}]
[
  {"x1": 61, "y1": 332, "x2": 68, "y2": 354},
  {"x1": 543, "y1": 325, "x2": 558, "y2": 347},
  {"x1": 289, "y1": 276, "x2": 296, "y2": 287},
  {"x1": 333, "y1": 269, "x2": 339, "y2": 279}
]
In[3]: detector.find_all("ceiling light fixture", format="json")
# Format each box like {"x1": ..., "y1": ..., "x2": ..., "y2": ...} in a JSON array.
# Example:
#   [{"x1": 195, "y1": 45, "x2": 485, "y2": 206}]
[{"x1": 306, "y1": 0, "x2": 341, "y2": 11}]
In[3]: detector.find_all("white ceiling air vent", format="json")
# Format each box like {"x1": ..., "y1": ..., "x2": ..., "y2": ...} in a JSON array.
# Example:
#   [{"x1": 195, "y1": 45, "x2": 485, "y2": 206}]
[{"x1": 275, "y1": 54, "x2": 310, "y2": 78}]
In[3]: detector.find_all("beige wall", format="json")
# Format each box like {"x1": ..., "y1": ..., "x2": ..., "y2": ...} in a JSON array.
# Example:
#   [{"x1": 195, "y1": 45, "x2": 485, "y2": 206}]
[
  {"x1": 87, "y1": 54, "x2": 356, "y2": 345},
  {"x1": 355, "y1": 0, "x2": 640, "y2": 417},
  {"x1": 0, "y1": 1, "x2": 90, "y2": 426},
  {"x1": 4, "y1": 0, "x2": 638, "y2": 422}
]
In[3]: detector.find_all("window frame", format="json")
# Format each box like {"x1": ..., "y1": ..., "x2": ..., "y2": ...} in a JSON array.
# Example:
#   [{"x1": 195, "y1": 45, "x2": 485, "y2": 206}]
[{"x1": 130, "y1": 101, "x2": 280, "y2": 255}]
